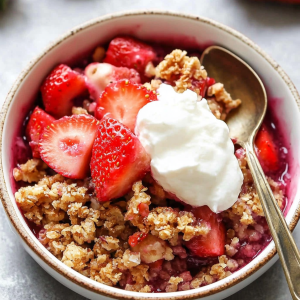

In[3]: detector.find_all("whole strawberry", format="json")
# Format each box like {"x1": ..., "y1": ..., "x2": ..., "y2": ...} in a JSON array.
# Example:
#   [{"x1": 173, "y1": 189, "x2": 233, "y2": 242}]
[
  {"x1": 104, "y1": 36, "x2": 156, "y2": 76},
  {"x1": 41, "y1": 64, "x2": 86, "y2": 118},
  {"x1": 90, "y1": 118, "x2": 150, "y2": 202}
]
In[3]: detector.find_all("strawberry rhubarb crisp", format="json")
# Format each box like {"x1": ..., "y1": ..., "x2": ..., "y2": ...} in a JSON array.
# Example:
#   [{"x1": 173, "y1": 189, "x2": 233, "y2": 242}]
[{"x1": 13, "y1": 36, "x2": 290, "y2": 293}]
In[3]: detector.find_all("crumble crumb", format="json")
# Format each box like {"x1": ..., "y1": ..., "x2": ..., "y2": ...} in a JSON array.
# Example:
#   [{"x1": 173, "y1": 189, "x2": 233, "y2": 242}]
[
  {"x1": 146, "y1": 207, "x2": 210, "y2": 246},
  {"x1": 13, "y1": 158, "x2": 48, "y2": 183},
  {"x1": 130, "y1": 264, "x2": 149, "y2": 284},
  {"x1": 225, "y1": 237, "x2": 240, "y2": 257},
  {"x1": 69, "y1": 218, "x2": 97, "y2": 245},
  {"x1": 125, "y1": 284, "x2": 151, "y2": 293},
  {"x1": 124, "y1": 181, "x2": 151, "y2": 231},
  {"x1": 190, "y1": 255, "x2": 234, "y2": 289},
  {"x1": 268, "y1": 177, "x2": 285, "y2": 210},
  {"x1": 207, "y1": 83, "x2": 241, "y2": 120},
  {"x1": 67, "y1": 203, "x2": 101, "y2": 226},
  {"x1": 72, "y1": 106, "x2": 88, "y2": 115},
  {"x1": 62, "y1": 242, "x2": 94, "y2": 272},
  {"x1": 156, "y1": 49, "x2": 207, "y2": 94},
  {"x1": 206, "y1": 98, "x2": 223, "y2": 120},
  {"x1": 166, "y1": 276, "x2": 183, "y2": 292},
  {"x1": 210, "y1": 255, "x2": 231, "y2": 280},
  {"x1": 15, "y1": 174, "x2": 68, "y2": 225},
  {"x1": 99, "y1": 204, "x2": 126, "y2": 238},
  {"x1": 123, "y1": 249, "x2": 141, "y2": 268},
  {"x1": 90, "y1": 255, "x2": 123, "y2": 286},
  {"x1": 15, "y1": 174, "x2": 90, "y2": 225},
  {"x1": 51, "y1": 182, "x2": 89, "y2": 211},
  {"x1": 94, "y1": 236, "x2": 120, "y2": 255},
  {"x1": 41, "y1": 222, "x2": 73, "y2": 258},
  {"x1": 132, "y1": 234, "x2": 174, "y2": 264},
  {"x1": 143, "y1": 79, "x2": 162, "y2": 91}
]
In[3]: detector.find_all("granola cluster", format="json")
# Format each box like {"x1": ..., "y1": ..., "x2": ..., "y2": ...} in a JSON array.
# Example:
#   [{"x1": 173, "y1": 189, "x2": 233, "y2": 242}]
[
  {"x1": 156, "y1": 49, "x2": 207, "y2": 93},
  {"x1": 152, "y1": 49, "x2": 241, "y2": 120},
  {"x1": 13, "y1": 158, "x2": 48, "y2": 183}
]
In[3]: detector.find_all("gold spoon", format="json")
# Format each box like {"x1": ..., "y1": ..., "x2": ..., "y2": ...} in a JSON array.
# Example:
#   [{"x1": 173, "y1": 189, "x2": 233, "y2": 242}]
[{"x1": 201, "y1": 46, "x2": 300, "y2": 300}]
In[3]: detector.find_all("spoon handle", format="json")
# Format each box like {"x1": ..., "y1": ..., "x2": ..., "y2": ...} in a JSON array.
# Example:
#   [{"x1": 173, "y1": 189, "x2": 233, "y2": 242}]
[{"x1": 245, "y1": 141, "x2": 300, "y2": 300}]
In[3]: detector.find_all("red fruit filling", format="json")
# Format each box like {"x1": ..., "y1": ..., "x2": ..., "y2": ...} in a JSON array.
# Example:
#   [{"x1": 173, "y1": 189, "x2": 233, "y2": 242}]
[{"x1": 255, "y1": 124, "x2": 279, "y2": 172}]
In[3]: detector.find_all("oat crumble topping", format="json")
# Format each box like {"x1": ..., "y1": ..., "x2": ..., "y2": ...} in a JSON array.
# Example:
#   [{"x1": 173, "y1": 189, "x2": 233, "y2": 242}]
[
  {"x1": 13, "y1": 39, "x2": 288, "y2": 294},
  {"x1": 146, "y1": 207, "x2": 210, "y2": 246},
  {"x1": 207, "y1": 83, "x2": 242, "y2": 120},
  {"x1": 13, "y1": 158, "x2": 48, "y2": 183},
  {"x1": 14, "y1": 147, "x2": 286, "y2": 292},
  {"x1": 156, "y1": 49, "x2": 207, "y2": 93}
]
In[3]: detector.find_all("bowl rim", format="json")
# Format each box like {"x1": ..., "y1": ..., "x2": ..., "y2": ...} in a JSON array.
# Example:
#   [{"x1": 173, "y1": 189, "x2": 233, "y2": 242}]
[{"x1": 1, "y1": 9, "x2": 300, "y2": 300}]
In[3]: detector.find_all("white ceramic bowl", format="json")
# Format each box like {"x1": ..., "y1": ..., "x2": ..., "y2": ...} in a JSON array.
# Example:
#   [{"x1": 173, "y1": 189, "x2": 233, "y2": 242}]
[{"x1": 1, "y1": 10, "x2": 300, "y2": 300}]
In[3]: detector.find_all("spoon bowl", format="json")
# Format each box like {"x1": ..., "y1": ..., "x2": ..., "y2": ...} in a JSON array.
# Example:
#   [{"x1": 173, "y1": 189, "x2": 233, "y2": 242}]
[{"x1": 201, "y1": 46, "x2": 267, "y2": 145}]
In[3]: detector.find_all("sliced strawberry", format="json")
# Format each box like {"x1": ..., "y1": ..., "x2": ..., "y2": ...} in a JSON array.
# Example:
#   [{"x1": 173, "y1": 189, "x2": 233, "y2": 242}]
[
  {"x1": 128, "y1": 232, "x2": 148, "y2": 248},
  {"x1": 255, "y1": 124, "x2": 279, "y2": 172},
  {"x1": 39, "y1": 114, "x2": 99, "y2": 179},
  {"x1": 95, "y1": 80, "x2": 157, "y2": 131},
  {"x1": 90, "y1": 118, "x2": 150, "y2": 202},
  {"x1": 104, "y1": 36, "x2": 156, "y2": 76},
  {"x1": 85, "y1": 62, "x2": 141, "y2": 100},
  {"x1": 26, "y1": 107, "x2": 56, "y2": 158},
  {"x1": 41, "y1": 64, "x2": 86, "y2": 118},
  {"x1": 185, "y1": 206, "x2": 225, "y2": 257}
]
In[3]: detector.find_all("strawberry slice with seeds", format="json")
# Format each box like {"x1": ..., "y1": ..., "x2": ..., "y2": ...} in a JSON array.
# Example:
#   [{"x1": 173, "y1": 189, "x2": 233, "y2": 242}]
[
  {"x1": 26, "y1": 107, "x2": 56, "y2": 158},
  {"x1": 104, "y1": 36, "x2": 156, "y2": 75},
  {"x1": 39, "y1": 114, "x2": 99, "y2": 179},
  {"x1": 41, "y1": 64, "x2": 87, "y2": 118},
  {"x1": 128, "y1": 232, "x2": 148, "y2": 248},
  {"x1": 185, "y1": 206, "x2": 225, "y2": 257},
  {"x1": 85, "y1": 62, "x2": 141, "y2": 100},
  {"x1": 255, "y1": 124, "x2": 279, "y2": 172},
  {"x1": 95, "y1": 80, "x2": 157, "y2": 131},
  {"x1": 90, "y1": 118, "x2": 150, "y2": 202}
]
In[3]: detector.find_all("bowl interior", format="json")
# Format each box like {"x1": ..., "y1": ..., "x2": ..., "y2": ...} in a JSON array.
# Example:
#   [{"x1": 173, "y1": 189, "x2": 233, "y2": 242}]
[{"x1": 2, "y1": 12, "x2": 300, "y2": 299}]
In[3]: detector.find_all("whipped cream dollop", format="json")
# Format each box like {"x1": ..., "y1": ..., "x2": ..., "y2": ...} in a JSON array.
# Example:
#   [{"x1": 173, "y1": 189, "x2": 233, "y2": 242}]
[{"x1": 135, "y1": 84, "x2": 243, "y2": 212}]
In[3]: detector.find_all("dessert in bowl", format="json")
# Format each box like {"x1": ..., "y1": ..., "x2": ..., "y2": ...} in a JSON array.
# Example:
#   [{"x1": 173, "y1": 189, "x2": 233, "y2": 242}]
[{"x1": 1, "y1": 11, "x2": 300, "y2": 300}]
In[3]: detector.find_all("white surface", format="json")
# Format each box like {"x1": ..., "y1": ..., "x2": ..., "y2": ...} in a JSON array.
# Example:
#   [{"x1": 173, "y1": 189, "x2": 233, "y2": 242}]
[
  {"x1": 136, "y1": 84, "x2": 243, "y2": 212},
  {"x1": 0, "y1": 1, "x2": 300, "y2": 300}
]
